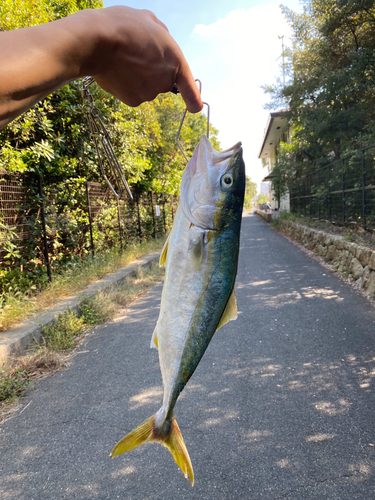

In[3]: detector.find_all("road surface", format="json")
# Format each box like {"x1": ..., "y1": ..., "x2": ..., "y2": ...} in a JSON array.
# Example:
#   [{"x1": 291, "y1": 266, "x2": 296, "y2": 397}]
[{"x1": 0, "y1": 214, "x2": 374, "y2": 499}]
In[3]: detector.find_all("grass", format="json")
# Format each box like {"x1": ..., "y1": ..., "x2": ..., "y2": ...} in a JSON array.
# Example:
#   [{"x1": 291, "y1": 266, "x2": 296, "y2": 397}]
[
  {"x1": 41, "y1": 310, "x2": 86, "y2": 351},
  {"x1": 0, "y1": 236, "x2": 166, "y2": 332},
  {"x1": 270, "y1": 210, "x2": 300, "y2": 229},
  {"x1": 0, "y1": 260, "x2": 165, "y2": 411}
]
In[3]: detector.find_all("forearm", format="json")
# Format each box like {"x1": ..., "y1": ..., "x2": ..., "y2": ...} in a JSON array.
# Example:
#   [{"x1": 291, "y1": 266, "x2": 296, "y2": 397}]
[{"x1": 0, "y1": 10, "x2": 100, "y2": 128}]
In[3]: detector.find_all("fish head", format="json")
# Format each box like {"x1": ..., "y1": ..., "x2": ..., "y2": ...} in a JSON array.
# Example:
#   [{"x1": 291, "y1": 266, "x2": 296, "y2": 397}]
[{"x1": 180, "y1": 135, "x2": 245, "y2": 231}]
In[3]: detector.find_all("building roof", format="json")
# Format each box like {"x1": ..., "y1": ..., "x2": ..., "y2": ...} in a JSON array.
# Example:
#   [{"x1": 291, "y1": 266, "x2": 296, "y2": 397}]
[
  {"x1": 258, "y1": 110, "x2": 289, "y2": 159},
  {"x1": 262, "y1": 173, "x2": 276, "y2": 181}
]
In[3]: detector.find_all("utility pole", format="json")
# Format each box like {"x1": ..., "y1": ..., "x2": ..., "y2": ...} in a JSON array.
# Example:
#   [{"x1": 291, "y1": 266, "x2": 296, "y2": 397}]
[{"x1": 278, "y1": 35, "x2": 285, "y2": 87}]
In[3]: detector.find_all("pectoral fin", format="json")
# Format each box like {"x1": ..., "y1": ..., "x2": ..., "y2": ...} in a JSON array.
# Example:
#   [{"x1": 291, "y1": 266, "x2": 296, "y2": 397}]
[
  {"x1": 216, "y1": 289, "x2": 238, "y2": 331},
  {"x1": 189, "y1": 231, "x2": 205, "y2": 271}
]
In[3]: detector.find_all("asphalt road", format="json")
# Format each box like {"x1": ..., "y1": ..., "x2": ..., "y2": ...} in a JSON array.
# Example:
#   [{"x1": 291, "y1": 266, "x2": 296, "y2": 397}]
[{"x1": 0, "y1": 214, "x2": 374, "y2": 500}]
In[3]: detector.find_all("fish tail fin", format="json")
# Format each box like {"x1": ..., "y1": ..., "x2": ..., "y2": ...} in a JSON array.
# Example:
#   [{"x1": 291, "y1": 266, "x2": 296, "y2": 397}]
[
  {"x1": 110, "y1": 414, "x2": 194, "y2": 486},
  {"x1": 110, "y1": 414, "x2": 155, "y2": 457},
  {"x1": 153, "y1": 416, "x2": 194, "y2": 485}
]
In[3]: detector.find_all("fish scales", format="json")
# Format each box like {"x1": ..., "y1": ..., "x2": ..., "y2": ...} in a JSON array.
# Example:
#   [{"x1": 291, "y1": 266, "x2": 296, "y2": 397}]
[
  {"x1": 110, "y1": 135, "x2": 245, "y2": 486},
  {"x1": 167, "y1": 220, "x2": 241, "y2": 406}
]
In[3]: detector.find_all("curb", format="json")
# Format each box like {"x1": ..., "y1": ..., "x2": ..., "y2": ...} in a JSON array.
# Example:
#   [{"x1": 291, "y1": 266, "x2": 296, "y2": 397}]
[{"x1": 0, "y1": 251, "x2": 161, "y2": 368}]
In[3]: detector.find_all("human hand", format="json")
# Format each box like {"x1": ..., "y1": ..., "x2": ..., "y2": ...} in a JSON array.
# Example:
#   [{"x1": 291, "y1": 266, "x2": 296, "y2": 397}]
[
  {"x1": 0, "y1": 6, "x2": 203, "y2": 128},
  {"x1": 79, "y1": 7, "x2": 203, "y2": 113}
]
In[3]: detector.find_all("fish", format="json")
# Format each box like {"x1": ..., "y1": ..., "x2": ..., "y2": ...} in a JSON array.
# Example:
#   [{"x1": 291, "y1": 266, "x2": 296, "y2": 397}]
[{"x1": 110, "y1": 135, "x2": 245, "y2": 485}]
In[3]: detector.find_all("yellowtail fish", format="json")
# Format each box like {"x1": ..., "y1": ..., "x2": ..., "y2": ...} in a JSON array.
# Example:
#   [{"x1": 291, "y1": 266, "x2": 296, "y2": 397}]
[{"x1": 110, "y1": 135, "x2": 245, "y2": 485}]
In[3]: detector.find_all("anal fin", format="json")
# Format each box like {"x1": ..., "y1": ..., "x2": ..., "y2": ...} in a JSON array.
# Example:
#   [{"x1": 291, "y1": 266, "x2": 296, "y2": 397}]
[
  {"x1": 216, "y1": 289, "x2": 238, "y2": 331},
  {"x1": 150, "y1": 324, "x2": 158, "y2": 349}
]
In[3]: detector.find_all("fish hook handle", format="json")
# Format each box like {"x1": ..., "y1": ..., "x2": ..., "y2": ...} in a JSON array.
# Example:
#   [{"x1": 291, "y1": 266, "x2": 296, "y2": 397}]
[{"x1": 173, "y1": 80, "x2": 210, "y2": 162}]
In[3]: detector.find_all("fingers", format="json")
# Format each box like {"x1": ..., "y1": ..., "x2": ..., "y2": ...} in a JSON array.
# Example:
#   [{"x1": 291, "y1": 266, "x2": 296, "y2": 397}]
[
  {"x1": 149, "y1": 12, "x2": 203, "y2": 113},
  {"x1": 176, "y1": 66, "x2": 203, "y2": 114}
]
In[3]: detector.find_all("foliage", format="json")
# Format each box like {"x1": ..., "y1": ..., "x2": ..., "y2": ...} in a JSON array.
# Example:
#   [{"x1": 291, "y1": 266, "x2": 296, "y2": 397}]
[
  {"x1": 256, "y1": 193, "x2": 269, "y2": 205},
  {"x1": 264, "y1": 0, "x2": 375, "y2": 167},
  {"x1": 270, "y1": 141, "x2": 299, "y2": 201},
  {"x1": 79, "y1": 294, "x2": 116, "y2": 325},
  {"x1": 41, "y1": 309, "x2": 85, "y2": 350},
  {"x1": 270, "y1": 209, "x2": 299, "y2": 229},
  {"x1": 0, "y1": 0, "x2": 103, "y2": 30},
  {"x1": 0, "y1": 219, "x2": 20, "y2": 260},
  {"x1": 0, "y1": 367, "x2": 29, "y2": 402},
  {"x1": 243, "y1": 176, "x2": 257, "y2": 210}
]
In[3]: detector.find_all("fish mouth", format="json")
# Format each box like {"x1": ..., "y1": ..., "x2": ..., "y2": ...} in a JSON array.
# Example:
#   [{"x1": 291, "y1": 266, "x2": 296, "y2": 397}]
[
  {"x1": 219, "y1": 141, "x2": 242, "y2": 156},
  {"x1": 223, "y1": 145, "x2": 243, "y2": 175},
  {"x1": 212, "y1": 140, "x2": 242, "y2": 166}
]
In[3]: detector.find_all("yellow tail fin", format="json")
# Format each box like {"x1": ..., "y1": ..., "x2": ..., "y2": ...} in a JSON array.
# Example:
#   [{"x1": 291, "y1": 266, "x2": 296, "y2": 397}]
[{"x1": 110, "y1": 414, "x2": 194, "y2": 485}]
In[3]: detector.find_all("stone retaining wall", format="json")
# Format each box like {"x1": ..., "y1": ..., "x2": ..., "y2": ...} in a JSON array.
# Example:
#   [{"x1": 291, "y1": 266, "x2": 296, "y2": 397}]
[
  {"x1": 277, "y1": 220, "x2": 375, "y2": 298},
  {"x1": 256, "y1": 210, "x2": 272, "y2": 223}
]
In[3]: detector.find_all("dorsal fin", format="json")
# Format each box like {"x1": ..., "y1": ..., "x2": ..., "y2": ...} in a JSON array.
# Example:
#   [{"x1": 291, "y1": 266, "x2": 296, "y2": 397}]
[{"x1": 216, "y1": 289, "x2": 238, "y2": 331}]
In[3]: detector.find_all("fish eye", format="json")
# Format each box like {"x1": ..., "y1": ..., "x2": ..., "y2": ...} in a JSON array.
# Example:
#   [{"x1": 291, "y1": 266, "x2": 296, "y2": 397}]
[{"x1": 221, "y1": 174, "x2": 233, "y2": 188}]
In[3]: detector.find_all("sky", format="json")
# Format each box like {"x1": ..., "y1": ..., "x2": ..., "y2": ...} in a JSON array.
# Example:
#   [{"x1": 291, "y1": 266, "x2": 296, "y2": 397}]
[{"x1": 103, "y1": 0, "x2": 303, "y2": 191}]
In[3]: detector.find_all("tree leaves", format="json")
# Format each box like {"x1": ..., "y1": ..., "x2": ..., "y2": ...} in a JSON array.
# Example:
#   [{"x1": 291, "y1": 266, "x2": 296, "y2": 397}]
[{"x1": 266, "y1": 0, "x2": 375, "y2": 170}]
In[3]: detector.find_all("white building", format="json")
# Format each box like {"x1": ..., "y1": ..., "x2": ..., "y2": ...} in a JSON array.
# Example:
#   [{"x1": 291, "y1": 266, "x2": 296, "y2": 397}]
[
  {"x1": 259, "y1": 181, "x2": 271, "y2": 197},
  {"x1": 258, "y1": 110, "x2": 290, "y2": 212}
]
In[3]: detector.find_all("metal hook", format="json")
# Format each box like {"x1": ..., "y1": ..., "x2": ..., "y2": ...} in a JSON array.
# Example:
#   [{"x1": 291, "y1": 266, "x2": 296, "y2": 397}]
[
  {"x1": 82, "y1": 77, "x2": 133, "y2": 200},
  {"x1": 174, "y1": 79, "x2": 210, "y2": 162}
]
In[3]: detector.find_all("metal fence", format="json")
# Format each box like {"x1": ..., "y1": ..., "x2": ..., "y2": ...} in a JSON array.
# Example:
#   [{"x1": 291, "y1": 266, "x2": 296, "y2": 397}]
[
  {"x1": 290, "y1": 144, "x2": 375, "y2": 229},
  {"x1": 0, "y1": 174, "x2": 178, "y2": 284}
]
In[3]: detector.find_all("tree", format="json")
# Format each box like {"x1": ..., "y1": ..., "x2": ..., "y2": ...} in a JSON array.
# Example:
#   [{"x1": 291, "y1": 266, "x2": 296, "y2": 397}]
[
  {"x1": 264, "y1": 0, "x2": 375, "y2": 166},
  {"x1": 244, "y1": 175, "x2": 257, "y2": 210},
  {"x1": 256, "y1": 193, "x2": 269, "y2": 206}
]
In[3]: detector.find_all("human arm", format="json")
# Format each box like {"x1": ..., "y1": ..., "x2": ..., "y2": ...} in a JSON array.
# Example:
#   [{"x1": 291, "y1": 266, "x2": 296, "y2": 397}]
[{"x1": 0, "y1": 6, "x2": 203, "y2": 129}]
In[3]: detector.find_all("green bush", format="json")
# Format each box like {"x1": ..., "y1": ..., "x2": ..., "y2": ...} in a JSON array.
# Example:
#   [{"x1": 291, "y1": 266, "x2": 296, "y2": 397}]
[
  {"x1": 79, "y1": 294, "x2": 116, "y2": 326},
  {"x1": 42, "y1": 310, "x2": 85, "y2": 351},
  {"x1": 271, "y1": 210, "x2": 299, "y2": 228},
  {"x1": 0, "y1": 368, "x2": 29, "y2": 402}
]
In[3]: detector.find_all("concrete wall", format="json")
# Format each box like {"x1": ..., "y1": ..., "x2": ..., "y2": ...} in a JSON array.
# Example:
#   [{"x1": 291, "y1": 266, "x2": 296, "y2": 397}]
[
  {"x1": 256, "y1": 210, "x2": 272, "y2": 223},
  {"x1": 277, "y1": 220, "x2": 375, "y2": 298}
]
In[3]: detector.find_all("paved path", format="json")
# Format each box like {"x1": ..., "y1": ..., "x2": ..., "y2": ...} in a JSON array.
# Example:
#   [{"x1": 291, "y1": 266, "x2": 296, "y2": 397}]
[{"x1": 0, "y1": 214, "x2": 374, "y2": 499}]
